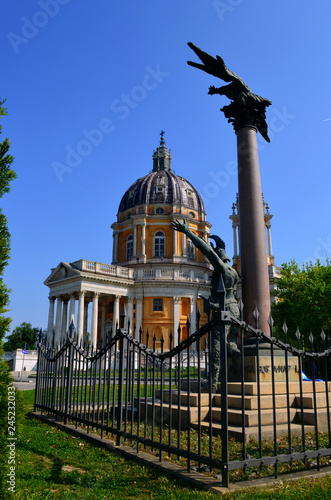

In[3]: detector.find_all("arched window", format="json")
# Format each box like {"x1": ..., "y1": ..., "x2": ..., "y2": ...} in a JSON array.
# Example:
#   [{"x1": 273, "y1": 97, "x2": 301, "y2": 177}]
[
  {"x1": 126, "y1": 234, "x2": 133, "y2": 261},
  {"x1": 154, "y1": 231, "x2": 165, "y2": 257},
  {"x1": 187, "y1": 240, "x2": 195, "y2": 260}
]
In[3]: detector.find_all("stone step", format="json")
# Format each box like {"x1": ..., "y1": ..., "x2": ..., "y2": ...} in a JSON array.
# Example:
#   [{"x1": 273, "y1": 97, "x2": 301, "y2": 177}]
[
  {"x1": 138, "y1": 401, "x2": 209, "y2": 429},
  {"x1": 227, "y1": 381, "x2": 331, "y2": 396},
  {"x1": 220, "y1": 393, "x2": 297, "y2": 410},
  {"x1": 193, "y1": 421, "x2": 316, "y2": 442},
  {"x1": 155, "y1": 389, "x2": 331, "y2": 413},
  {"x1": 155, "y1": 390, "x2": 210, "y2": 407},
  {"x1": 296, "y1": 408, "x2": 331, "y2": 429},
  {"x1": 296, "y1": 393, "x2": 331, "y2": 409},
  {"x1": 212, "y1": 407, "x2": 297, "y2": 427}
]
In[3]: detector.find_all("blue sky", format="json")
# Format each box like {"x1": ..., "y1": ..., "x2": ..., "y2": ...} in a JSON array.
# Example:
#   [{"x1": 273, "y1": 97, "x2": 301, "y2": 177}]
[{"x1": 1, "y1": 1, "x2": 331, "y2": 332}]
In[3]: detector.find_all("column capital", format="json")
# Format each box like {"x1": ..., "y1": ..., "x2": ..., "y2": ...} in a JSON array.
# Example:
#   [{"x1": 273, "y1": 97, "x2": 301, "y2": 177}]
[
  {"x1": 48, "y1": 295, "x2": 56, "y2": 302},
  {"x1": 93, "y1": 291, "x2": 100, "y2": 298},
  {"x1": 173, "y1": 296, "x2": 181, "y2": 304}
]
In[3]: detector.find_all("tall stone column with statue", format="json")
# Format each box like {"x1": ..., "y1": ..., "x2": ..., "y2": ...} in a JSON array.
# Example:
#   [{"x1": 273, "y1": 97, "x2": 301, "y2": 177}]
[{"x1": 187, "y1": 43, "x2": 271, "y2": 333}]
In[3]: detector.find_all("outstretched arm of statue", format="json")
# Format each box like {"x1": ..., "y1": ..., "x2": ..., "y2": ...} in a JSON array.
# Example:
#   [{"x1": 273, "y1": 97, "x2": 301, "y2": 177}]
[{"x1": 171, "y1": 219, "x2": 223, "y2": 271}]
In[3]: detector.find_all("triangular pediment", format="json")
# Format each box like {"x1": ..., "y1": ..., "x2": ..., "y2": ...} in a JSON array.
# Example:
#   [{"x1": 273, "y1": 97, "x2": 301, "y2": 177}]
[{"x1": 44, "y1": 262, "x2": 81, "y2": 285}]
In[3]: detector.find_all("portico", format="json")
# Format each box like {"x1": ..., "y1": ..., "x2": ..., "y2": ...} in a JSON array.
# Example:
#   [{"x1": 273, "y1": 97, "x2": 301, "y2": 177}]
[{"x1": 44, "y1": 258, "x2": 211, "y2": 350}]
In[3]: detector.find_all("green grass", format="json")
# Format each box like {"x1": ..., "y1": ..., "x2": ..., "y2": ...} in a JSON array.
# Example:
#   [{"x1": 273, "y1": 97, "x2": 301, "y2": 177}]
[
  {"x1": 14, "y1": 391, "x2": 214, "y2": 499},
  {"x1": 8, "y1": 390, "x2": 331, "y2": 499}
]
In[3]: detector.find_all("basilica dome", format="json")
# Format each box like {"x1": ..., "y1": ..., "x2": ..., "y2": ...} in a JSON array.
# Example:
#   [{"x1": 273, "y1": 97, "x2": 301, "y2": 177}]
[{"x1": 117, "y1": 133, "x2": 205, "y2": 218}]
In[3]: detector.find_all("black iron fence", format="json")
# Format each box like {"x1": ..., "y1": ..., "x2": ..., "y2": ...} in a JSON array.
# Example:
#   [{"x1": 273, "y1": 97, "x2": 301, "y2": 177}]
[{"x1": 34, "y1": 283, "x2": 331, "y2": 488}]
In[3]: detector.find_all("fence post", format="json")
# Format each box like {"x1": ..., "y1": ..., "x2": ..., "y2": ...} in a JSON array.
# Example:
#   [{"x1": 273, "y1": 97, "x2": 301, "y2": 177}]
[
  {"x1": 64, "y1": 321, "x2": 75, "y2": 425},
  {"x1": 117, "y1": 323, "x2": 125, "y2": 446},
  {"x1": 34, "y1": 329, "x2": 43, "y2": 411},
  {"x1": 217, "y1": 274, "x2": 229, "y2": 488}
]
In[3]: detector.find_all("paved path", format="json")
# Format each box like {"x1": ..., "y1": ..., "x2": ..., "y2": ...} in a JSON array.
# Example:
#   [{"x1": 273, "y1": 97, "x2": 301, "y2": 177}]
[{"x1": 12, "y1": 377, "x2": 36, "y2": 391}]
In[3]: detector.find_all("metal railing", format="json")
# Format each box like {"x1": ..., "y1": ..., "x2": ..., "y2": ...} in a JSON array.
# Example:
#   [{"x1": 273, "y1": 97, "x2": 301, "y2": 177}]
[{"x1": 34, "y1": 279, "x2": 331, "y2": 487}]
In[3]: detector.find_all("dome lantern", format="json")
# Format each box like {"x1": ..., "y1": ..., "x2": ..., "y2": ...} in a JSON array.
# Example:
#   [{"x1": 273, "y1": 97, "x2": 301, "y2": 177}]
[{"x1": 152, "y1": 130, "x2": 172, "y2": 172}]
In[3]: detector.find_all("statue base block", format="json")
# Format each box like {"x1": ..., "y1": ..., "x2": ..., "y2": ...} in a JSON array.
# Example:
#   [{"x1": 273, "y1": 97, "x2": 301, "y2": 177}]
[{"x1": 244, "y1": 353, "x2": 300, "y2": 383}]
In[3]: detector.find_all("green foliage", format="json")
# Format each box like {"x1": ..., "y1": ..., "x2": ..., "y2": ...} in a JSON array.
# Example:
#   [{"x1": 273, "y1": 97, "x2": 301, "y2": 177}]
[
  {"x1": 3, "y1": 322, "x2": 40, "y2": 351},
  {"x1": 272, "y1": 258, "x2": 331, "y2": 349},
  {"x1": 0, "y1": 99, "x2": 16, "y2": 343},
  {"x1": 0, "y1": 99, "x2": 16, "y2": 499}
]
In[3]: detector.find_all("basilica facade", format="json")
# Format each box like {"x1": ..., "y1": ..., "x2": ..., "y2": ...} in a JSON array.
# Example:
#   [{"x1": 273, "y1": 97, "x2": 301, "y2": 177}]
[{"x1": 45, "y1": 134, "x2": 213, "y2": 350}]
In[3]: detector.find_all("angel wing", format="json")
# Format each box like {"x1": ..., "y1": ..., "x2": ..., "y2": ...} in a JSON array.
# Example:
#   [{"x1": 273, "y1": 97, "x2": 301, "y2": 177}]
[{"x1": 187, "y1": 42, "x2": 250, "y2": 93}]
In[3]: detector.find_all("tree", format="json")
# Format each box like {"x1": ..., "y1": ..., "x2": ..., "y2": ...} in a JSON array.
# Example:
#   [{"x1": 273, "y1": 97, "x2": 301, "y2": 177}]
[
  {"x1": 0, "y1": 99, "x2": 17, "y2": 496},
  {"x1": 3, "y1": 322, "x2": 40, "y2": 351},
  {"x1": 0, "y1": 99, "x2": 16, "y2": 341},
  {"x1": 272, "y1": 258, "x2": 331, "y2": 349}
]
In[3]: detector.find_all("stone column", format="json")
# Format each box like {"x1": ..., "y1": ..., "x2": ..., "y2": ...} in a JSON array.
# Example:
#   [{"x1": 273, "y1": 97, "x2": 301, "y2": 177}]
[
  {"x1": 127, "y1": 297, "x2": 134, "y2": 333},
  {"x1": 232, "y1": 223, "x2": 238, "y2": 258},
  {"x1": 61, "y1": 299, "x2": 68, "y2": 341},
  {"x1": 83, "y1": 301, "x2": 89, "y2": 341},
  {"x1": 182, "y1": 233, "x2": 187, "y2": 257},
  {"x1": 69, "y1": 295, "x2": 76, "y2": 331},
  {"x1": 54, "y1": 296, "x2": 62, "y2": 348},
  {"x1": 237, "y1": 127, "x2": 271, "y2": 332},
  {"x1": 141, "y1": 223, "x2": 146, "y2": 257},
  {"x1": 77, "y1": 291, "x2": 85, "y2": 345},
  {"x1": 202, "y1": 230, "x2": 208, "y2": 262},
  {"x1": 173, "y1": 227, "x2": 178, "y2": 256},
  {"x1": 133, "y1": 224, "x2": 138, "y2": 257},
  {"x1": 190, "y1": 297, "x2": 197, "y2": 352},
  {"x1": 266, "y1": 223, "x2": 273, "y2": 258},
  {"x1": 101, "y1": 303, "x2": 106, "y2": 344},
  {"x1": 112, "y1": 230, "x2": 118, "y2": 263},
  {"x1": 91, "y1": 292, "x2": 99, "y2": 349},
  {"x1": 47, "y1": 296, "x2": 55, "y2": 346},
  {"x1": 173, "y1": 297, "x2": 180, "y2": 346},
  {"x1": 135, "y1": 297, "x2": 143, "y2": 338},
  {"x1": 113, "y1": 295, "x2": 120, "y2": 332}
]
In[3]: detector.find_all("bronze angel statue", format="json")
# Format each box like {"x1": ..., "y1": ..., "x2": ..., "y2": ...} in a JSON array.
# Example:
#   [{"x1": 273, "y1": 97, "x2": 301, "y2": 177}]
[{"x1": 187, "y1": 42, "x2": 272, "y2": 142}]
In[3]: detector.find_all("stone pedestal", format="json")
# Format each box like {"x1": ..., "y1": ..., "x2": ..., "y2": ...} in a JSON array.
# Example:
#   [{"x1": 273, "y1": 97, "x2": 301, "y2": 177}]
[
  {"x1": 243, "y1": 341, "x2": 300, "y2": 382},
  {"x1": 244, "y1": 354, "x2": 300, "y2": 383}
]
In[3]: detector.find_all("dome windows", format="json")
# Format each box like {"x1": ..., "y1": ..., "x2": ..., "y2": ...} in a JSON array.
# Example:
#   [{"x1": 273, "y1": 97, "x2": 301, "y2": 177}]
[
  {"x1": 187, "y1": 240, "x2": 195, "y2": 260},
  {"x1": 126, "y1": 234, "x2": 133, "y2": 261},
  {"x1": 155, "y1": 207, "x2": 164, "y2": 215},
  {"x1": 154, "y1": 231, "x2": 165, "y2": 257},
  {"x1": 188, "y1": 212, "x2": 195, "y2": 218}
]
